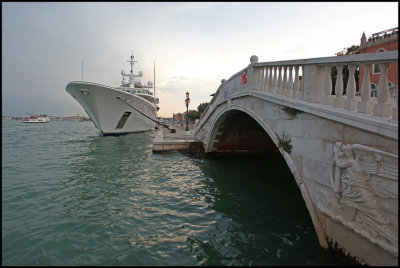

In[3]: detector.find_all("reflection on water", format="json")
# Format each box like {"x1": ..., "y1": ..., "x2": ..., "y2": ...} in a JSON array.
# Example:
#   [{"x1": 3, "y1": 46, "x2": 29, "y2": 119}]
[
  {"x1": 2, "y1": 121, "x2": 361, "y2": 266},
  {"x1": 187, "y1": 155, "x2": 323, "y2": 266}
]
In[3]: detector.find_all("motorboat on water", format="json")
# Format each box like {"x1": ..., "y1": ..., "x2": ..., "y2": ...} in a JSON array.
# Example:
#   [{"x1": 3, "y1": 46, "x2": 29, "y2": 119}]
[
  {"x1": 66, "y1": 53, "x2": 160, "y2": 136},
  {"x1": 21, "y1": 113, "x2": 50, "y2": 123}
]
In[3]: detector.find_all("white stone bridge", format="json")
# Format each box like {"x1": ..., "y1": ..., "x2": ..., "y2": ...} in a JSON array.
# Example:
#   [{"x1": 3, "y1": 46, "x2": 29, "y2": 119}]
[{"x1": 193, "y1": 51, "x2": 398, "y2": 265}]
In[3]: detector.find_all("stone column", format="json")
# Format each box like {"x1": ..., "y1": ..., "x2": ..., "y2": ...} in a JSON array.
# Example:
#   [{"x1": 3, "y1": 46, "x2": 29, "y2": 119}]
[
  {"x1": 392, "y1": 92, "x2": 398, "y2": 121},
  {"x1": 281, "y1": 66, "x2": 288, "y2": 96},
  {"x1": 260, "y1": 67, "x2": 266, "y2": 91},
  {"x1": 322, "y1": 65, "x2": 333, "y2": 106},
  {"x1": 286, "y1": 66, "x2": 294, "y2": 97},
  {"x1": 302, "y1": 64, "x2": 324, "y2": 103},
  {"x1": 293, "y1": 66, "x2": 300, "y2": 99},
  {"x1": 247, "y1": 55, "x2": 259, "y2": 91},
  {"x1": 357, "y1": 63, "x2": 373, "y2": 114},
  {"x1": 296, "y1": 66, "x2": 304, "y2": 100},
  {"x1": 276, "y1": 66, "x2": 283, "y2": 95},
  {"x1": 333, "y1": 65, "x2": 345, "y2": 108},
  {"x1": 373, "y1": 63, "x2": 392, "y2": 117},
  {"x1": 344, "y1": 64, "x2": 358, "y2": 111},
  {"x1": 272, "y1": 66, "x2": 278, "y2": 94},
  {"x1": 264, "y1": 67, "x2": 270, "y2": 92}
]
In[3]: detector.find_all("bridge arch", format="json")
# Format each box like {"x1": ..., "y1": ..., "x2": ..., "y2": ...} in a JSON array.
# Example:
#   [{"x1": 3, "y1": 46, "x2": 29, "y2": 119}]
[
  {"x1": 204, "y1": 103, "x2": 328, "y2": 249},
  {"x1": 205, "y1": 104, "x2": 279, "y2": 153}
]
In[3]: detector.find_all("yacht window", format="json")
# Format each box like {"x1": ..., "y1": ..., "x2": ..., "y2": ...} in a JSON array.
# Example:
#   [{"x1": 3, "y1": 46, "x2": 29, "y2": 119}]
[{"x1": 116, "y1": 111, "x2": 131, "y2": 129}]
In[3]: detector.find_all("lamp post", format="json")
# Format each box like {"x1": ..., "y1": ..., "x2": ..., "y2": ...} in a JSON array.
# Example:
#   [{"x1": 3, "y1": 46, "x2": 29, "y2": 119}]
[{"x1": 185, "y1": 91, "x2": 190, "y2": 135}]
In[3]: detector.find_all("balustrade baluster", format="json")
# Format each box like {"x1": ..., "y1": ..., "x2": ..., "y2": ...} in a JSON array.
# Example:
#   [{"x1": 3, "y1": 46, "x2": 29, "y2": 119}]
[
  {"x1": 344, "y1": 64, "x2": 357, "y2": 111},
  {"x1": 281, "y1": 66, "x2": 288, "y2": 96},
  {"x1": 286, "y1": 66, "x2": 293, "y2": 97},
  {"x1": 393, "y1": 91, "x2": 398, "y2": 121},
  {"x1": 268, "y1": 67, "x2": 273, "y2": 93},
  {"x1": 333, "y1": 65, "x2": 344, "y2": 108},
  {"x1": 276, "y1": 66, "x2": 283, "y2": 95},
  {"x1": 296, "y1": 66, "x2": 304, "y2": 100},
  {"x1": 357, "y1": 63, "x2": 373, "y2": 114},
  {"x1": 264, "y1": 67, "x2": 270, "y2": 92},
  {"x1": 322, "y1": 65, "x2": 333, "y2": 106},
  {"x1": 263, "y1": 67, "x2": 269, "y2": 91},
  {"x1": 259, "y1": 67, "x2": 265, "y2": 91},
  {"x1": 373, "y1": 63, "x2": 392, "y2": 117},
  {"x1": 261, "y1": 67, "x2": 267, "y2": 91},
  {"x1": 272, "y1": 66, "x2": 278, "y2": 94},
  {"x1": 293, "y1": 66, "x2": 300, "y2": 99}
]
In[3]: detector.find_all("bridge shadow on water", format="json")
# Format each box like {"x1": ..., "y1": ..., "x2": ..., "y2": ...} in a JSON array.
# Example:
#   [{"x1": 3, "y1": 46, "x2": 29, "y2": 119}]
[
  {"x1": 191, "y1": 153, "x2": 364, "y2": 266},
  {"x1": 58, "y1": 128, "x2": 362, "y2": 266}
]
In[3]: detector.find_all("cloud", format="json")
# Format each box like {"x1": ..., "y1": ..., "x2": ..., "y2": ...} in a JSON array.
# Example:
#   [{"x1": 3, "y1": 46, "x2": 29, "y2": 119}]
[{"x1": 2, "y1": 2, "x2": 398, "y2": 118}]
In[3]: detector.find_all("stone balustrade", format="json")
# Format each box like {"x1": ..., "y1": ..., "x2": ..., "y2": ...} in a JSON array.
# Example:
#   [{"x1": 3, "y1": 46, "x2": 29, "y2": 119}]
[{"x1": 201, "y1": 51, "x2": 398, "y2": 122}]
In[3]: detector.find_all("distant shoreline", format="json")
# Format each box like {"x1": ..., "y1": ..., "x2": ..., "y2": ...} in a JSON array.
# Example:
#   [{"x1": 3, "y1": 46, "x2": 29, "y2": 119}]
[
  {"x1": 2, "y1": 116, "x2": 175, "y2": 122},
  {"x1": 2, "y1": 115, "x2": 91, "y2": 121}
]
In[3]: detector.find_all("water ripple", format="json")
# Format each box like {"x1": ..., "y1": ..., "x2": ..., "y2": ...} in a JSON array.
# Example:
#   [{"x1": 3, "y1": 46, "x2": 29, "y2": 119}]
[{"x1": 2, "y1": 121, "x2": 358, "y2": 266}]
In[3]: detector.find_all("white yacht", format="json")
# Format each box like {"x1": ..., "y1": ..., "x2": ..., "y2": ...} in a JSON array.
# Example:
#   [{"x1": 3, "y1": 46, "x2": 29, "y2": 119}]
[{"x1": 66, "y1": 53, "x2": 159, "y2": 136}]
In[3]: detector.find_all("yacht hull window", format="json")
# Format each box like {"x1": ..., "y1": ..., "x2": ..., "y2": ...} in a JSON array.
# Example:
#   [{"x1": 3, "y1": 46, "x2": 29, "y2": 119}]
[{"x1": 116, "y1": 111, "x2": 132, "y2": 129}]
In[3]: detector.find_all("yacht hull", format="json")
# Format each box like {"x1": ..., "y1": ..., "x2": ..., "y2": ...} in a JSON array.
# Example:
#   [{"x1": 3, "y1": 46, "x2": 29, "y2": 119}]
[{"x1": 66, "y1": 81, "x2": 157, "y2": 135}]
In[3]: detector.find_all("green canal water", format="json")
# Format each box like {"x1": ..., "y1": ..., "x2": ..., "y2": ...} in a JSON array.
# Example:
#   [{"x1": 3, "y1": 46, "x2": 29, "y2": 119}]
[{"x1": 2, "y1": 120, "x2": 360, "y2": 265}]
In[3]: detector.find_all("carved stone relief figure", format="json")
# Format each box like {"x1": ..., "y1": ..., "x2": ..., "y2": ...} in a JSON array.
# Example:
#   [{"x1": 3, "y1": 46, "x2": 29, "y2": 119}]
[{"x1": 321, "y1": 142, "x2": 398, "y2": 255}]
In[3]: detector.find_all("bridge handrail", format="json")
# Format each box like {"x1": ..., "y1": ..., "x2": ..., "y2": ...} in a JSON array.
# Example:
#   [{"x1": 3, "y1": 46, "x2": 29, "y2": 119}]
[
  {"x1": 221, "y1": 51, "x2": 397, "y2": 85},
  {"x1": 253, "y1": 51, "x2": 398, "y2": 67},
  {"x1": 198, "y1": 51, "x2": 398, "y2": 125}
]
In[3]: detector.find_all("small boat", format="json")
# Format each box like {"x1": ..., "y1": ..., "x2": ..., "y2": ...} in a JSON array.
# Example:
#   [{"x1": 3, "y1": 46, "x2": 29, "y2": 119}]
[
  {"x1": 66, "y1": 53, "x2": 159, "y2": 136},
  {"x1": 21, "y1": 113, "x2": 50, "y2": 123}
]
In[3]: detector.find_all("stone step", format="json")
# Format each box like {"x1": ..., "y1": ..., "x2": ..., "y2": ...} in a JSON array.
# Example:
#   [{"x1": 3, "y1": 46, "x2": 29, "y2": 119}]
[{"x1": 152, "y1": 127, "x2": 203, "y2": 153}]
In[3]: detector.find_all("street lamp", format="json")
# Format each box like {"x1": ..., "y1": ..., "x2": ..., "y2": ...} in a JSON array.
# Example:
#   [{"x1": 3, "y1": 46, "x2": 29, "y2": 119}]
[{"x1": 185, "y1": 91, "x2": 190, "y2": 135}]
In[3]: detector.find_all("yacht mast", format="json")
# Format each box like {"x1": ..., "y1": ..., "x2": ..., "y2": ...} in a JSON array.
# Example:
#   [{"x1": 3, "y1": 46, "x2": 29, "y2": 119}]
[
  {"x1": 126, "y1": 52, "x2": 137, "y2": 87},
  {"x1": 154, "y1": 61, "x2": 156, "y2": 96},
  {"x1": 127, "y1": 51, "x2": 137, "y2": 75}
]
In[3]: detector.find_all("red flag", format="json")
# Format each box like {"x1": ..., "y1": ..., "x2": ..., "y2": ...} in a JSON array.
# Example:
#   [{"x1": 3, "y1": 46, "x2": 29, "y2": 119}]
[{"x1": 241, "y1": 72, "x2": 247, "y2": 84}]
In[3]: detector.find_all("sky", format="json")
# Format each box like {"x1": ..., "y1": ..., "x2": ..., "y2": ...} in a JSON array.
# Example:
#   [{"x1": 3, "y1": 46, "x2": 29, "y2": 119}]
[{"x1": 2, "y1": 2, "x2": 398, "y2": 118}]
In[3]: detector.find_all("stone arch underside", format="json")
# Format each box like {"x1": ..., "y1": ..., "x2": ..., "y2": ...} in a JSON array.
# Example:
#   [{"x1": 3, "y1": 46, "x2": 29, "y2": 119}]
[{"x1": 206, "y1": 109, "x2": 279, "y2": 154}]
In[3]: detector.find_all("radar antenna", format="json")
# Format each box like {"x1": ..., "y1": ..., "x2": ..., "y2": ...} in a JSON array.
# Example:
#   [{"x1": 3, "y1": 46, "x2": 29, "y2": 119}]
[{"x1": 127, "y1": 51, "x2": 137, "y2": 74}]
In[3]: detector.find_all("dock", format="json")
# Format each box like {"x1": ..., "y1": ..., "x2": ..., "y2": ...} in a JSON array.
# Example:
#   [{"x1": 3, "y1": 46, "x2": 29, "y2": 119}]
[{"x1": 152, "y1": 125, "x2": 203, "y2": 153}]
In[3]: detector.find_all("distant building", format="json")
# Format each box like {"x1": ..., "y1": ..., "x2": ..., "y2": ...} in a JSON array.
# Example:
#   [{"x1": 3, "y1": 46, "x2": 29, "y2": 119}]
[
  {"x1": 2, "y1": 116, "x2": 12, "y2": 120},
  {"x1": 173, "y1": 113, "x2": 184, "y2": 124},
  {"x1": 172, "y1": 110, "x2": 197, "y2": 125},
  {"x1": 47, "y1": 114, "x2": 90, "y2": 121},
  {"x1": 360, "y1": 27, "x2": 398, "y2": 97},
  {"x1": 158, "y1": 117, "x2": 173, "y2": 125}
]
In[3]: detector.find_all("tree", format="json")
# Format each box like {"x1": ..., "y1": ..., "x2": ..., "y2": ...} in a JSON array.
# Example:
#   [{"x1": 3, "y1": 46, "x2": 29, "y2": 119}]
[
  {"x1": 186, "y1": 102, "x2": 210, "y2": 121},
  {"x1": 335, "y1": 45, "x2": 360, "y2": 56},
  {"x1": 331, "y1": 45, "x2": 361, "y2": 94},
  {"x1": 187, "y1": 110, "x2": 200, "y2": 121},
  {"x1": 197, "y1": 102, "x2": 209, "y2": 115}
]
